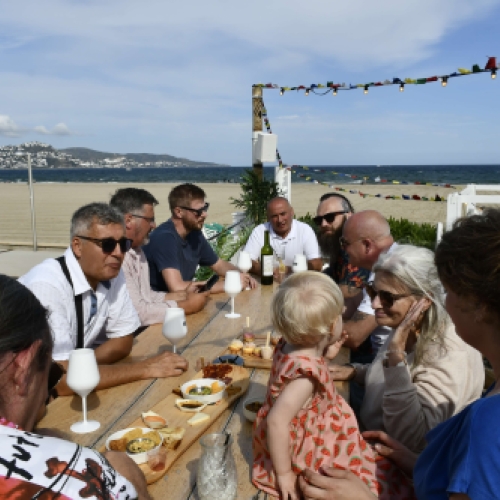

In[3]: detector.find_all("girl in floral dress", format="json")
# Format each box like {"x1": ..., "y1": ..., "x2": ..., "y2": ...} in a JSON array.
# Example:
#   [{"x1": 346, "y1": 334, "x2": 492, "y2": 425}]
[{"x1": 252, "y1": 272, "x2": 414, "y2": 500}]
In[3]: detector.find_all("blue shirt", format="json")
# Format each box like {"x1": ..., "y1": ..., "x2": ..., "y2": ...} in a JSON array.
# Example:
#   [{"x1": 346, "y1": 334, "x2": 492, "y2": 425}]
[
  {"x1": 414, "y1": 393, "x2": 500, "y2": 499},
  {"x1": 143, "y1": 219, "x2": 218, "y2": 292}
]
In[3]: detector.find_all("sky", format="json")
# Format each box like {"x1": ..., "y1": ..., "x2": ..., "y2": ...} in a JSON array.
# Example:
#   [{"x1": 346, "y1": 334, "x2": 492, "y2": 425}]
[{"x1": 0, "y1": 0, "x2": 499, "y2": 166}]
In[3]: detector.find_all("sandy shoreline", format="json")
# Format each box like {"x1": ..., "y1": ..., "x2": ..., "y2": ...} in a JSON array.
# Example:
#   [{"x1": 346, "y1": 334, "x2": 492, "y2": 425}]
[{"x1": 1, "y1": 182, "x2": 460, "y2": 248}]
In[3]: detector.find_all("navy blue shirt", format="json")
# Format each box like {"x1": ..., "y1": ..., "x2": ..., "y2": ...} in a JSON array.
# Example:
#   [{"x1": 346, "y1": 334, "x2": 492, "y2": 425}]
[
  {"x1": 414, "y1": 392, "x2": 500, "y2": 499},
  {"x1": 143, "y1": 219, "x2": 218, "y2": 292}
]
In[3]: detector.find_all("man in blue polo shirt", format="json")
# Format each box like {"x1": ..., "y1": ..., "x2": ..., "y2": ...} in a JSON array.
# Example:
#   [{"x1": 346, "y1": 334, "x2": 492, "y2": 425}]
[{"x1": 144, "y1": 183, "x2": 256, "y2": 294}]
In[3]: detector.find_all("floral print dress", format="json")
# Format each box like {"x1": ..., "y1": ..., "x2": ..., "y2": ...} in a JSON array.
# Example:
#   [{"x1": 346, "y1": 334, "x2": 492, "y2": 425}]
[{"x1": 252, "y1": 339, "x2": 415, "y2": 499}]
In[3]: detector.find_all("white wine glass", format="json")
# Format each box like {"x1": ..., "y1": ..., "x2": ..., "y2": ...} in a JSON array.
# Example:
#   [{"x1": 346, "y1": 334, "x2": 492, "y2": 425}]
[
  {"x1": 162, "y1": 307, "x2": 187, "y2": 354},
  {"x1": 237, "y1": 251, "x2": 252, "y2": 290},
  {"x1": 66, "y1": 349, "x2": 101, "y2": 434},
  {"x1": 225, "y1": 270, "x2": 242, "y2": 318},
  {"x1": 292, "y1": 254, "x2": 307, "y2": 273}
]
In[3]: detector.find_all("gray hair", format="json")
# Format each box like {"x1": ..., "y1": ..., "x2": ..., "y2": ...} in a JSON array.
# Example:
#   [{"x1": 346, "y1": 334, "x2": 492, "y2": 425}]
[
  {"x1": 70, "y1": 203, "x2": 125, "y2": 239},
  {"x1": 373, "y1": 244, "x2": 449, "y2": 366},
  {"x1": 109, "y1": 188, "x2": 158, "y2": 216}
]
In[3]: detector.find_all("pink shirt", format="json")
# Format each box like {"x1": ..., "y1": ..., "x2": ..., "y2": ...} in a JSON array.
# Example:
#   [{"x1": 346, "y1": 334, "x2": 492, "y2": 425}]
[{"x1": 122, "y1": 247, "x2": 177, "y2": 326}]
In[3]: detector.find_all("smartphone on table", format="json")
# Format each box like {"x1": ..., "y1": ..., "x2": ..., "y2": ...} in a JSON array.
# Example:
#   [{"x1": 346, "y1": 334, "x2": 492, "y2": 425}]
[{"x1": 198, "y1": 274, "x2": 219, "y2": 292}]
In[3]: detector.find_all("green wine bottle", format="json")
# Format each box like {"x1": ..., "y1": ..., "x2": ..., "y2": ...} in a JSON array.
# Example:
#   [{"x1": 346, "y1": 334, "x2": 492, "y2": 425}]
[{"x1": 261, "y1": 230, "x2": 274, "y2": 285}]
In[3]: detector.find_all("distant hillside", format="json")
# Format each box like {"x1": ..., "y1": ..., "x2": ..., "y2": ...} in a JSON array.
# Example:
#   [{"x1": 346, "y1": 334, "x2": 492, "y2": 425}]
[{"x1": 60, "y1": 147, "x2": 225, "y2": 166}]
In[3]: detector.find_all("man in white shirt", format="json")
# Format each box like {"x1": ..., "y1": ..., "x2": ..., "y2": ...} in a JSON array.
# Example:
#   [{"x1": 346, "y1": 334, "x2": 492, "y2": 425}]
[
  {"x1": 19, "y1": 202, "x2": 189, "y2": 397},
  {"x1": 340, "y1": 210, "x2": 397, "y2": 356},
  {"x1": 244, "y1": 197, "x2": 322, "y2": 279},
  {"x1": 110, "y1": 188, "x2": 208, "y2": 326}
]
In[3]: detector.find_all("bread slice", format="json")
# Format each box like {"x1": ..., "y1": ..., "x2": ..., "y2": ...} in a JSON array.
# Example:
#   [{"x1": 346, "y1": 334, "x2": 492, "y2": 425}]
[{"x1": 158, "y1": 427, "x2": 186, "y2": 450}]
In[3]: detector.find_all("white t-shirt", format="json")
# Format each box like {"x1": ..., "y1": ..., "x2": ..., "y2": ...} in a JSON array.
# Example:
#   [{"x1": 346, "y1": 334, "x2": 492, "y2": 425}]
[
  {"x1": 357, "y1": 242, "x2": 399, "y2": 352},
  {"x1": 243, "y1": 220, "x2": 321, "y2": 267},
  {"x1": 0, "y1": 426, "x2": 137, "y2": 499},
  {"x1": 19, "y1": 247, "x2": 141, "y2": 361}
]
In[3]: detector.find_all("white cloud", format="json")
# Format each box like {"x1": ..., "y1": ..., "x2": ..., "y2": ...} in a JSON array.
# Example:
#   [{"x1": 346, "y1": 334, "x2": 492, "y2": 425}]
[
  {"x1": 34, "y1": 125, "x2": 50, "y2": 135},
  {"x1": 52, "y1": 123, "x2": 71, "y2": 136},
  {"x1": 0, "y1": 115, "x2": 22, "y2": 137}
]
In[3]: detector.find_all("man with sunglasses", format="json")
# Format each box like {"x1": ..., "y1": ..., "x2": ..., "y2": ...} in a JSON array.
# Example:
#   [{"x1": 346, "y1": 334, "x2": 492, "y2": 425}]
[
  {"x1": 20, "y1": 202, "x2": 189, "y2": 396},
  {"x1": 315, "y1": 193, "x2": 370, "y2": 318},
  {"x1": 244, "y1": 197, "x2": 322, "y2": 278},
  {"x1": 110, "y1": 188, "x2": 208, "y2": 325},
  {"x1": 144, "y1": 183, "x2": 256, "y2": 294}
]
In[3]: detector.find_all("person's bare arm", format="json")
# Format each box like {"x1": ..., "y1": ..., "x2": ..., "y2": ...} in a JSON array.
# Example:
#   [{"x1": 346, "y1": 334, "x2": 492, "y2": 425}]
[
  {"x1": 54, "y1": 351, "x2": 189, "y2": 397},
  {"x1": 307, "y1": 258, "x2": 323, "y2": 271},
  {"x1": 340, "y1": 284, "x2": 364, "y2": 320},
  {"x1": 268, "y1": 377, "x2": 315, "y2": 500},
  {"x1": 343, "y1": 311, "x2": 378, "y2": 350},
  {"x1": 93, "y1": 335, "x2": 134, "y2": 364},
  {"x1": 177, "y1": 292, "x2": 209, "y2": 315},
  {"x1": 211, "y1": 259, "x2": 257, "y2": 291},
  {"x1": 161, "y1": 268, "x2": 205, "y2": 293},
  {"x1": 103, "y1": 451, "x2": 152, "y2": 500}
]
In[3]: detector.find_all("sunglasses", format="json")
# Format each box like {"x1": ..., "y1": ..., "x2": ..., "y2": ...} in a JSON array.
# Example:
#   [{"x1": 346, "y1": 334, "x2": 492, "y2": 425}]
[
  {"x1": 46, "y1": 361, "x2": 66, "y2": 403},
  {"x1": 179, "y1": 203, "x2": 210, "y2": 217},
  {"x1": 365, "y1": 283, "x2": 412, "y2": 308},
  {"x1": 131, "y1": 214, "x2": 155, "y2": 224},
  {"x1": 76, "y1": 235, "x2": 132, "y2": 253},
  {"x1": 313, "y1": 210, "x2": 348, "y2": 226}
]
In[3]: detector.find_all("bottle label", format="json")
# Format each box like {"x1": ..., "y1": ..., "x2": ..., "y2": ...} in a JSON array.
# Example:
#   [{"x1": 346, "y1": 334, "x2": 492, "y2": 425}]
[{"x1": 262, "y1": 255, "x2": 273, "y2": 276}]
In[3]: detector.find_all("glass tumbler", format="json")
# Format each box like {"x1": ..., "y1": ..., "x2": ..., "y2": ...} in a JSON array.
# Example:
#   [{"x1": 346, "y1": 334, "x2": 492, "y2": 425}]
[{"x1": 197, "y1": 433, "x2": 237, "y2": 500}]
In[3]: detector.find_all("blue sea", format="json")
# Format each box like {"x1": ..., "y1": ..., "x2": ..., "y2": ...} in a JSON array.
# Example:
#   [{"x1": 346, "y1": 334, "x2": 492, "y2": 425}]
[{"x1": 1, "y1": 165, "x2": 500, "y2": 186}]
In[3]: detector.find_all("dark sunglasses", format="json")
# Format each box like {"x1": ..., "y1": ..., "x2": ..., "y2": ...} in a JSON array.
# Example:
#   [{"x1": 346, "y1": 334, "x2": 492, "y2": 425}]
[
  {"x1": 46, "y1": 361, "x2": 66, "y2": 403},
  {"x1": 313, "y1": 210, "x2": 348, "y2": 226},
  {"x1": 179, "y1": 203, "x2": 210, "y2": 217},
  {"x1": 365, "y1": 283, "x2": 412, "y2": 308},
  {"x1": 76, "y1": 235, "x2": 132, "y2": 253},
  {"x1": 131, "y1": 214, "x2": 155, "y2": 224}
]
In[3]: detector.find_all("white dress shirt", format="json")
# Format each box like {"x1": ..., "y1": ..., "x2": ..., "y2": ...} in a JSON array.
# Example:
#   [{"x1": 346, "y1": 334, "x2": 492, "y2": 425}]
[
  {"x1": 19, "y1": 247, "x2": 140, "y2": 361},
  {"x1": 243, "y1": 220, "x2": 321, "y2": 267},
  {"x1": 122, "y1": 247, "x2": 177, "y2": 326}
]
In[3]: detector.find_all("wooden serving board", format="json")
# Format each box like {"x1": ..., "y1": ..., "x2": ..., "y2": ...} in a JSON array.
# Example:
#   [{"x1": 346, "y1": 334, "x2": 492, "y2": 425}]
[
  {"x1": 100, "y1": 364, "x2": 250, "y2": 484},
  {"x1": 223, "y1": 335, "x2": 279, "y2": 369}
]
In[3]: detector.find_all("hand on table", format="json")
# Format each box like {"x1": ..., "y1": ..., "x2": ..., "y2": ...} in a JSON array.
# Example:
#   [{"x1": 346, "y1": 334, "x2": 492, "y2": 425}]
[
  {"x1": 186, "y1": 281, "x2": 206, "y2": 294},
  {"x1": 277, "y1": 470, "x2": 300, "y2": 500},
  {"x1": 177, "y1": 291, "x2": 209, "y2": 315},
  {"x1": 165, "y1": 290, "x2": 188, "y2": 302},
  {"x1": 362, "y1": 430, "x2": 418, "y2": 477},
  {"x1": 239, "y1": 272, "x2": 257, "y2": 289},
  {"x1": 141, "y1": 352, "x2": 189, "y2": 379},
  {"x1": 299, "y1": 467, "x2": 375, "y2": 500}
]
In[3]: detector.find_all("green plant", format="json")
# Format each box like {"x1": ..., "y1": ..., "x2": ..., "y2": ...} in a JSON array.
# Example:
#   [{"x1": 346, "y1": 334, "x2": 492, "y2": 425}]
[
  {"x1": 230, "y1": 169, "x2": 281, "y2": 225},
  {"x1": 194, "y1": 225, "x2": 254, "y2": 281},
  {"x1": 387, "y1": 217, "x2": 437, "y2": 250}
]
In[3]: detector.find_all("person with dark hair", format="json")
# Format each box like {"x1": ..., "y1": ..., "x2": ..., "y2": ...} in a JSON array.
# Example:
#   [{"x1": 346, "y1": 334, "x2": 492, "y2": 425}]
[
  {"x1": 144, "y1": 183, "x2": 256, "y2": 293},
  {"x1": 299, "y1": 208, "x2": 500, "y2": 500},
  {"x1": 19, "y1": 202, "x2": 188, "y2": 396},
  {"x1": 110, "y1": 188, "x2": 208, "y2": 324},
  {"x1": 244, "y1": 197, "x2": 322, "y2": 279},
  {"x1": 315, "y1": 193, "x2": 369, "y2": 318},
  {"x1": 0, "y1": 275, "x2": 150, "y2": 499}
]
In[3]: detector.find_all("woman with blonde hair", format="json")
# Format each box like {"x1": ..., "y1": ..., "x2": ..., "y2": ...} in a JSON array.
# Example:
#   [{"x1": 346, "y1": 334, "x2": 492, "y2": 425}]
[{"x1": 330, "y1": 244, "x2": 484, "y2": 453}]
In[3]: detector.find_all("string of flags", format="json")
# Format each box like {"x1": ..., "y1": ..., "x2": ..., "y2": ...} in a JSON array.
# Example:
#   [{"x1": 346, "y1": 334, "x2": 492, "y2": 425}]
[
  {"x1": 253, "y1": 57, "x2": 497, "y2": 95},
  {"x1": 261, "y1": 106, "x2": 448, "y2": 202}
]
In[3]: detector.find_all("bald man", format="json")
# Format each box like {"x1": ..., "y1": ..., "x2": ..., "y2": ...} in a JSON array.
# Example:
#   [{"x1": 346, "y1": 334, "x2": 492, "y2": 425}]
[
  {"x1": 243, "y1": 197, "x2": 322, "y2": 279},
  {"x1": 340, "y1": 210, "x2": 396, "y2": 356}
]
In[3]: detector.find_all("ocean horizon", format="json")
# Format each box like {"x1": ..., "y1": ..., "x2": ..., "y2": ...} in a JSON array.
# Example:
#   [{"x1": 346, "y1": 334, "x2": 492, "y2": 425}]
[{"x1": 1, "y1": 164, "x2": 500, "y2": 186}]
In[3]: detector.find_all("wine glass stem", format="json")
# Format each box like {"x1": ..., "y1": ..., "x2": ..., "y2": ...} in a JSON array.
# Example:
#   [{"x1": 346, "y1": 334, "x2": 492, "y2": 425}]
[
  {"x1": 173, "y1": 344, "x2": 177, "y2": 354},
  {"x1": 82, "y1": 396, "x2": 88, "y2": 424},
  {"x1": 231, "y1": 296, "x2": 235, "y2": 315}
]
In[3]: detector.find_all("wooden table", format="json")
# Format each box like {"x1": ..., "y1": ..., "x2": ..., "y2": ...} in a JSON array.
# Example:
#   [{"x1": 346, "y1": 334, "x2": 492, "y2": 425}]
[{"x1": 38, "y1": 283, "x2": 349, "y2": 499}]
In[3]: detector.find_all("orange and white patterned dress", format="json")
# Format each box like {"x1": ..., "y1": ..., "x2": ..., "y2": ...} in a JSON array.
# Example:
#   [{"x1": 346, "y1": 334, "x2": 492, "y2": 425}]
[{"x1": 252, "y1": 339, "x2": 415, "y2": 499}]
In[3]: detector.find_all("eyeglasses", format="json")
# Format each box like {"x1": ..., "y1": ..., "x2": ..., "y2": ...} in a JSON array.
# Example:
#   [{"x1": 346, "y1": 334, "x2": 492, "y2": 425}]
[
  {"x1": 131, "y1": 214, "x2": 155, "y2": 224},
  {"x1": 76, "y1": 235, "x2": 132, "y2": 253},
  {"x1": 365, "y1": 283, "x2": 412, "y2": 308},
  {"x1": 313, "y1": 210, "x2": 348, "y2": 226},
  {"x1": 179, "y1": 203, "x2": 210, "y2": 217},
  {"x1": 339, "y1": 235, "x2": 363, "y2": 249}
]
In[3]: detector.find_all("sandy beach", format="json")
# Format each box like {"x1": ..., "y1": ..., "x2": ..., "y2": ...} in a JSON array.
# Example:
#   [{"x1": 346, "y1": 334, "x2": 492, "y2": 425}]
[{"x1": 1, "y1": 182, "x2": 460, "y2": 248}]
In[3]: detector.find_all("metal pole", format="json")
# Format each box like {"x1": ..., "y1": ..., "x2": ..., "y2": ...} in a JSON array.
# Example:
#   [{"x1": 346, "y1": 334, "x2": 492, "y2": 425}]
[
  {"x1": 27, "y1": 153, "x2": 37, "y2": 251},
  {"x1": 252, "y1": 86, "x2": 264, "y2": 180}
]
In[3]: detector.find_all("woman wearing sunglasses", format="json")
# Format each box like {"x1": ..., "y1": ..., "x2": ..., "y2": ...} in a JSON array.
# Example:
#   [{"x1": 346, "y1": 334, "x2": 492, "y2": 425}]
[
  {"x1": 0, "y1": 275, "x2": 150, "y2": 499},
  {"x1": 329, "y1": 244, "x2": 483, "y2": 454}
]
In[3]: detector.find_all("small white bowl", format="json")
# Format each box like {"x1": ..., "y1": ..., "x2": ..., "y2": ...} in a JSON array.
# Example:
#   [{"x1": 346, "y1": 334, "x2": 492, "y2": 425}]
[
  {"x1": 243, "y1": 397, "x2": 264, "y2": 422},
  {"x1": 180, "y1": 378, "x2": 226, "y2": 404},
  {"x1": 105, "y1": 427, "x2": 163, "y2": 464}
]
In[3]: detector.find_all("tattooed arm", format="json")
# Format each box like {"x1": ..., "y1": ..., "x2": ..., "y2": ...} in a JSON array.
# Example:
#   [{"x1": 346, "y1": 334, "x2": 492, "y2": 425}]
[
  {"x1": 340, "y1": 284, "x2": 364, "y2": 320},
  {"x1": 343, "y1": 310, "x2": 378, "y2": 350}
]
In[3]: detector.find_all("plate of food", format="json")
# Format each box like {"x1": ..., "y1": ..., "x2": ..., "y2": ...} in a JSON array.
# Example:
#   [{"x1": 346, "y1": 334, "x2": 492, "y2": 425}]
[
  {"x1": 106, "y1": 427, "x2": 163, "y2": 464},
  {"x1": 180, "y1": 378, "x2": 226, "y2": 404}
]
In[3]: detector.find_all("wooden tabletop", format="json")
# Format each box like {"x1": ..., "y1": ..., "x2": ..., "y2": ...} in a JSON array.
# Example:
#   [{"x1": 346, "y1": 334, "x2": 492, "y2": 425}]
[{"x1": 37, "y1": 283, "x2": 349, "y2": 499}]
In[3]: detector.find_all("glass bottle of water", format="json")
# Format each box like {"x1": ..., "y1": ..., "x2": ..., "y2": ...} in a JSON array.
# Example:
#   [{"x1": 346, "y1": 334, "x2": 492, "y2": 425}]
[{"x1": 197, "y1": 433, "x2": 237, "y2": 500}]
